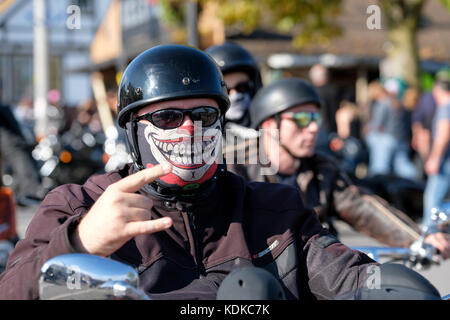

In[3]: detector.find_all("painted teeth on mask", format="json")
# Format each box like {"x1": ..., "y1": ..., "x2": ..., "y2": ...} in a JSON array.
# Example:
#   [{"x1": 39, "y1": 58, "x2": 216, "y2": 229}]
[
  {"x1": 193, "y1": 154, "x2": 202, "y2": 164},
  {"x1": 155, "y1": 138, "x2": 216, "y2": 165},
  {"x1": 182, "y1": 155, "x2": 191, "y2": 165}
]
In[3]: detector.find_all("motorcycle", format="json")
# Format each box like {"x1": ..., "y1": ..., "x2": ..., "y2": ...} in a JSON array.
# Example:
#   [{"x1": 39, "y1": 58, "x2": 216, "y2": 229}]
[
  {"x1": 31, "y1": 123, "x2": 106, "y2": 191},
  {"x1": 38, "y1": 202, "x2": 449, "y2": 300},
  {"x1": 38, "y1": 253, "x2": 447, "y2": 301},
  {"x1": 350, "y1": 202, "x2": 450, "y2": 271},
  {"x1": 102, "y1": 125, "x2": 131, "y2": 173},
  {"x1": 316, "y1": 131, "x2": 426, "y2": 221}
]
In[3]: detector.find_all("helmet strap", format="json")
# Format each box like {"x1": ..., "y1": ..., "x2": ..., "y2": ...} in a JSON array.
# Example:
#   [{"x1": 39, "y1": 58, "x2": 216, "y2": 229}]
[
  {"x1": 273, "y1": 114, "x2": 298, "y2": 160},
  {"x1": 126, "y1": 112, "x2": 145, "y2": 170}
]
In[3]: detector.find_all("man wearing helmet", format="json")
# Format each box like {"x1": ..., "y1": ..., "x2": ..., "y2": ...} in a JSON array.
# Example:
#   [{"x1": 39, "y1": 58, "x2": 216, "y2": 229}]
[
  {"x1": 206, "y1": 42, "x2": 262, "y2": 128},
  {"x1": 0, "y1": 45, "x2": 379, "y2": 300},
  {"x1": 226, "y1": 77, "x2": 450, "y2": 257}
]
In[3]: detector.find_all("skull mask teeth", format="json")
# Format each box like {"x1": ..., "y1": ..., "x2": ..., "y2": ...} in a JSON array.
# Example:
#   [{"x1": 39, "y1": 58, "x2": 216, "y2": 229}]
[{"x1": 139, "y1": 120, "x2": 222, "y2": 183}]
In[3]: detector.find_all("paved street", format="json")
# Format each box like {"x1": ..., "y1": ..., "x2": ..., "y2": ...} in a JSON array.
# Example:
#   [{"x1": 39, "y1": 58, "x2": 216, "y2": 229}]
[{"x1": 15, "y1": 204, "x2": 450, "y2": 298}]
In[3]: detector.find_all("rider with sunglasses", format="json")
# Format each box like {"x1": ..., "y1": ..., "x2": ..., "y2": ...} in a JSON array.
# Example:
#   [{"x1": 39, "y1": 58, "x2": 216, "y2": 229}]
[
  {"x1": 206, "y1": 42, "x2": 262, "y2": 128},
  {"x1": 226, "y1": 77, "x2": 450, "y2": 258},
  {"x1": 0, "y1": 45, "x2": 384, "y2": 300}
]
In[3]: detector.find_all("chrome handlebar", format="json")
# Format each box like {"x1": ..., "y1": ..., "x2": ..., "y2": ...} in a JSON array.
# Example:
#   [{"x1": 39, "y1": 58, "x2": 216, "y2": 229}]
[{"x1": 352, "y1": 202, "x2": 449, "y2": 270}]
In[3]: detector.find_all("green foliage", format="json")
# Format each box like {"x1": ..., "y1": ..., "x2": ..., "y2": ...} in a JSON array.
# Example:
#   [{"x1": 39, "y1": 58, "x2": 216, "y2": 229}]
[
  {"x1": 215, "y1": 0, "x2": 343, "y2": 47},
  {"x1": 159, "y1": 0, "x2": 186, "y2": 26},
  {"x1": 158, "y1": 0, "x2": 343, "y2": 48},
  {"x1": 439, "y1": 0, "x2": 450, "y2": 11}
]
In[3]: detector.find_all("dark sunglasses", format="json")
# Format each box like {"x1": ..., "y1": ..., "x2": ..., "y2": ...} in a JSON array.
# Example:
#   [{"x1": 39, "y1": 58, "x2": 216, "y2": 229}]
[
  {"x1": 135, "y1": 106, "x2": 220, "y2": 129},
  {"x1": 281, "y1": 111, "x2": 322, "y2": 129},
  {"x1": 227, "y1": 81, "x2": 254, "y2": 94}
]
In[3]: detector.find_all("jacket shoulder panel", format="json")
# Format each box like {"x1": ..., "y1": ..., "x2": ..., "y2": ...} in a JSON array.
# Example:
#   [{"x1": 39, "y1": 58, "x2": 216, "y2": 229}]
[{"x1": 244, "y1": 180, "x2": 305, "y2": 213}]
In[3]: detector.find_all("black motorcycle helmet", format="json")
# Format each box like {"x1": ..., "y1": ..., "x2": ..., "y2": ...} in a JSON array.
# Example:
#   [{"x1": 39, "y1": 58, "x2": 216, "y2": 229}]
[
  {"x1": 118, "y1": 44, "x2": 229, "y2": 129},
  {"x1": 249, "y1": 77, "x2": 322, "y2": 129},
  {"x1": 116, "y1": 45, "x2": 230, "y2": 199},
  {"x1": 216, "y1": 267, "x2": 286, "y2": 300},
  {"x1": 356, "y1": 263, "x2": 441, "y2": 300},
  {"x1": 205, "y1": 42, "x2": 262, "y2": 97}
]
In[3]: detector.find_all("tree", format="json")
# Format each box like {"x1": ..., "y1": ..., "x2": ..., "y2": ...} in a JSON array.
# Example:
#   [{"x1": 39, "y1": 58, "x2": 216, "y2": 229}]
[
  {"x1": 159, "y1": 0, "x2": 450, "y2": 88},
  {"x1": 159, "y1": 0, "x2": 343, "y2": 47},
  {"x1": 378, "y1": 0, "x2": 425, "y2": 88}
]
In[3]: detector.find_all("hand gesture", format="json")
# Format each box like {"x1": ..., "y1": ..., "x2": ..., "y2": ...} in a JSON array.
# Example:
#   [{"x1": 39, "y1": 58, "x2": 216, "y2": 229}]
[{"x1": 71, "y1": 164, "x2": 173, "y2": 256}]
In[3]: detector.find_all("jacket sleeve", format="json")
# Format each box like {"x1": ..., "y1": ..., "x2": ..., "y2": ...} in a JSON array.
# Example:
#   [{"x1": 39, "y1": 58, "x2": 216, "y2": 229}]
[
  {"x1": 298, "y1": 209, "x2": 379, "y2": 300},
  {"x1": 331, "y1": 170, "x2": 421, "y2": 247},
  {"x1": 0, "y1": 189, "x2": 85, "y2": 300}
]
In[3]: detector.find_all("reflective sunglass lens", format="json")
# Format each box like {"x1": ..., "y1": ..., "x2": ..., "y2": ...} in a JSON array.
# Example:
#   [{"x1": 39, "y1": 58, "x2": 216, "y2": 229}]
[
  {"x1": 292, "y1": 112, "x2": 321, "y2": 128},
  {"x1": 191, "y1": 107, "x2": 218, "y2": 126},
  {"x1": 144, "y1": 107, "x2": 219, "y2": 129},
  {"x1": 152, "y1": 110, "x2": 183, "y2": 129}
]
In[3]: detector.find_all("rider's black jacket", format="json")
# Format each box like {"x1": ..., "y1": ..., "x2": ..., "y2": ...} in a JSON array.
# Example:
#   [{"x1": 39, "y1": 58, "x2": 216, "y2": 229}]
[{"x1": 0, "y1": 164, "x2": 377, "y2": 300}]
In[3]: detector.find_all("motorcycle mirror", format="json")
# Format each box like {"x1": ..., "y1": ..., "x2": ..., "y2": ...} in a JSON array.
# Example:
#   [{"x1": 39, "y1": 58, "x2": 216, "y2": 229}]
[
  {"x1": 98, "y1": 281, "x2": 150, "y2": 300},
  {"x1": 39, "y1": 253, "x2": 148, "y2": 300}
]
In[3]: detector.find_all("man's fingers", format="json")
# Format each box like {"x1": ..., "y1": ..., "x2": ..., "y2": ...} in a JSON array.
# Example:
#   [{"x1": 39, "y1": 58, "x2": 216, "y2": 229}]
[
  {"x1": 124, "y1": 208, "x2": 152, "y2": 222},
  {"x1": 121, "y1": 193, "x2": 154, "y2": 209},
  {"x1": 125, "y1": 217, "x2": 173, "y2": 237},
  {"x1": 113, "y1": 164, "x2": 172, "y2": 193},
  {"x1": 437, "y1": 233, "x2": 450, "y2": 259},
  {"x1": 426, "y1": 233, "x2": 450, "y2": 259}
]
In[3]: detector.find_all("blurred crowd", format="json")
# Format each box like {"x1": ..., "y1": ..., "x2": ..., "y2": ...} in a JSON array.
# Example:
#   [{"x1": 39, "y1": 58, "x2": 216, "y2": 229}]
[
  {"x1": 308, "y1": 65, "x2": 450, "y2": 182},
  {"x1": 0, "y1": 88, "x2": 124, "y2": 206},
  {"x1": 312, "y1": 66, "x2": 450, "y2": 223}
]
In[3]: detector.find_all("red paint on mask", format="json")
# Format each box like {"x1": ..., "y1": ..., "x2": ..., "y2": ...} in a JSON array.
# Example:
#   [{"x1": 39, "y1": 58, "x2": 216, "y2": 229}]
[{"x1": 146, "y1": 161, "x2": 218, "y2": 187}]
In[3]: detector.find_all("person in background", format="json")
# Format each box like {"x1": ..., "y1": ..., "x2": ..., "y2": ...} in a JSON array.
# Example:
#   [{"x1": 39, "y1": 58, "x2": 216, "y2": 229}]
[
  {"x1": 364, "y1": 79, "x2": 417, "y2": 180},
  {"x1": 13, "y1": 96, "x2": 35, "y2": 146},
  {"x1": 309, "y1": 64, "x2": 341, "y2": 135},
  {"x1": 0, "y1": 104, "x2": 43, "y2": 206},
  {"x1": 411, "y1": 78, "x2": 439, "y2": 172},
  {"x1": 422, "y1": 68, "x2": 450, "y2": 226},
  {"x1": 206, "y1": 42, "x2": 262, "y2": 129},
  {"x1": 225, "y1": 77, "x2": 450, "y2": 258},
  {"x1": 331, "y1": 101, "x2": 367, "y2": 173}
]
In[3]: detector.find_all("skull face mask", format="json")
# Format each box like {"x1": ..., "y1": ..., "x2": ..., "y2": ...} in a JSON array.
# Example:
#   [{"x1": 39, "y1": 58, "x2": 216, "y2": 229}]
[
  {"x1": 134, "y1": 118, "x2": 222, "y2": 192},
  {"x1": 227, "y1": 91, "x2": 251, "y2": 121}
]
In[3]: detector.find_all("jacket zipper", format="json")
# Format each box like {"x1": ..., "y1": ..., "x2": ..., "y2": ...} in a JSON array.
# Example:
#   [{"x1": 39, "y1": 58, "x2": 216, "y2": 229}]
[{"x1": 186, "y1": 210, "x2": 206, "y2": 277}]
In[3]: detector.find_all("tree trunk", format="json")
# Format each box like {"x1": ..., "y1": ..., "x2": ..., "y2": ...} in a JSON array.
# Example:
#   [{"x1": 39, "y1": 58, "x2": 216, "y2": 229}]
[
  {"x1": 384, "y1": 23, "x2": 420, "y2": 87},
  {"x1": 379, "y1": 0, "x2": 425, "y2": 88}
]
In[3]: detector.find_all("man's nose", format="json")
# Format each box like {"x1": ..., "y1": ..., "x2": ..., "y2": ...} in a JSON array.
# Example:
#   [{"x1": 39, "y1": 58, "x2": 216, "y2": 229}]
[
  {"x1": 177, "y1": 114, "x2": 195, "y2": 135},
  {"x1": 306, "y1": 120, "x2": 320, "y2": 132},
  {"x1": 229, "y1": 88, "x2": 238, "y2": 95}
]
